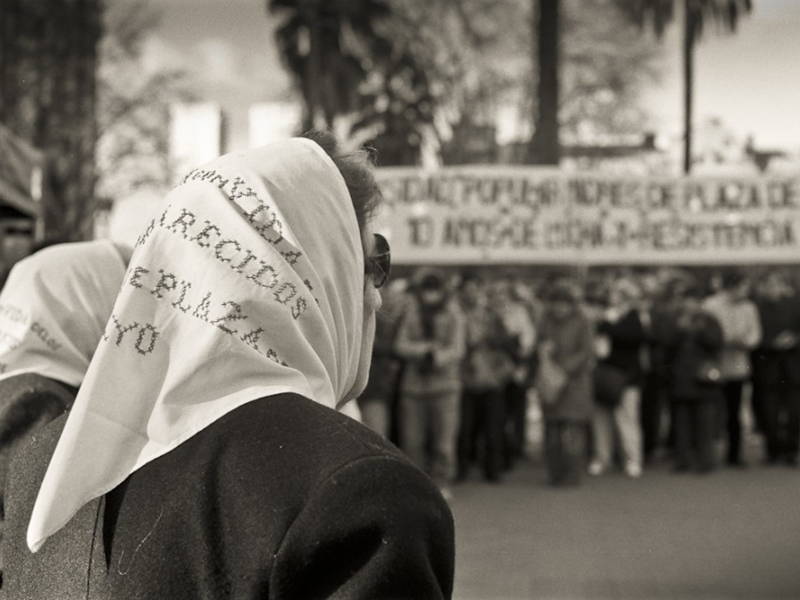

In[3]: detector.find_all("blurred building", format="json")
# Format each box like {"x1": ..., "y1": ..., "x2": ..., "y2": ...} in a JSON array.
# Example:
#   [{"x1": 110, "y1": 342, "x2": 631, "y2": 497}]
[
  {"x1": 169, "y1": 103, "x2": 227, "y2": 182},
  {"x1": 248, "y1": 102, "x2": 302, "y2": 148}
]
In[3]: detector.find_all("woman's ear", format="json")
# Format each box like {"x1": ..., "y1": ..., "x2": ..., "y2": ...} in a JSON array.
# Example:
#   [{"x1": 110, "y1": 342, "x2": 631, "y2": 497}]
[{"x1": 365, "y1": 285, "x2": 382, "y2": 314}]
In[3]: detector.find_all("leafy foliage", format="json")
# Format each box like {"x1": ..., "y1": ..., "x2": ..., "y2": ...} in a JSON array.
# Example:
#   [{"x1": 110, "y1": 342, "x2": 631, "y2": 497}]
[
  {"x1": 268, "y1": 0, "x2": 452, "y2": 165},
  {"x1": 268, "y1": 0, "x2": 663, "y2": 164},
  {"x1": 96, "y1": 0, "x2": 195, "y2": 203},
  {"x1": 617, "y1": 0, "x2": 752, "y2": 41}
]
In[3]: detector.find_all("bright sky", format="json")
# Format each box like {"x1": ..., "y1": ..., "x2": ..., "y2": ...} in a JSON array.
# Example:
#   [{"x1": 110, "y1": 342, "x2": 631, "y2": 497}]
[
  {"x1": 647, "y1": 0, "x2": 800, "y2": 151},
  {"x1": 147, "y1": 0, "x2": 800, "y2": 154}
]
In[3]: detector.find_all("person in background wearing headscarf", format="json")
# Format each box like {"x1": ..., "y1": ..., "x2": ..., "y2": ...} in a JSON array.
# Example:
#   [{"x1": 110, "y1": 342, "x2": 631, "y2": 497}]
[
  {"x1": 704, "y1": 271, "x2": 762, "y2": 468},
  {"x1": 395, "y1": 269, "x2": 466, "y2": 501},
  {"x1": 588, "y1": 278, "x2": 647, "y2": 479},
  {"x1": 2, "y1": 133, "x2": 455, "y2": 599},
  {"x1": 536, "y1": 280, "x2": 594, "y2": 486},
  {"x1": 0, "y1": 240, "x2": 130, "y2": 581}
]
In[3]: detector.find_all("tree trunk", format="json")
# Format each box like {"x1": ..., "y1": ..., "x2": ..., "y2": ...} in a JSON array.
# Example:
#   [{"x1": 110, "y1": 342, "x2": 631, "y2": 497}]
[
  {"x1": 683, "y1": 0, "x2": 694, "y2": 174},
  {"x1": 300, "y1": 0, "x2": 325, "y2": 132},
  {"x1": 0, "y1": 0, "x2": 102, "y2": 241},
  {"x1": 530, "y1": 0, "x2": 561, "y2": 165}
]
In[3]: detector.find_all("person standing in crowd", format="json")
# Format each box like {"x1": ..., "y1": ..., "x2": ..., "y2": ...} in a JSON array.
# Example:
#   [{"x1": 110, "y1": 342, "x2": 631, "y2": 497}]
[
  {"x1": 638, "y1": 274, "x2": 663, "y2": 464},
  {"x1": 704, "y1": 272, "x2": 762, "y2": 468},
  {"x1": 0, "y1": 241, "x2": 130, "y2": 581},
  {"x1": 589, "y1": 278, "x2": 647, "y2": 478},
  {"x1": 396, "y1": 269, "x2": 466, "y2": 500},
  {"x1": 667, "y1": 283, "x2": 725, "y2": 473},
  {"x1": 536, "y1": 281, "x2": 594, "y2": 486},
  {"x1": 496, "y1": 280, "x2": 537, "y2": 469},
  {"x1": 357, "y1": 278, "x2": 407, "y2": 437},
  {"x1": 648, "y1": 276, "x2": 694, "y2": 458},
  {"x1": 457, "y1": 275, "x2": 514, "y2": 483},
  {"x1": 3, "y1": 133, "x2": 455, "y2": 599},
  {"x1": 752, "y1": 271, "x2": 800, "y2": 466}
]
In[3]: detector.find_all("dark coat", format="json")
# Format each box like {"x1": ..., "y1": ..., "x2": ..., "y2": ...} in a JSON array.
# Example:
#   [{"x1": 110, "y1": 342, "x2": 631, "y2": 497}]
[
  {"x1": 597, "y1": 310, "x2": 646, "y2": 385},
  {"x1": 537, "y1": 309, "x2": 595, "y2": 422},
  {"x1": 753, "y1": 297, "x2": 800, "y2": 387},
  {"x1": 3, "y1": 394, "x2": 455, "y2": 599},
  {"x1": 0, "y1": 373, "x2": 76, "y2": 517},
  {"x1": 667, "y1": 311, "x2": 725, "y2": 402}
]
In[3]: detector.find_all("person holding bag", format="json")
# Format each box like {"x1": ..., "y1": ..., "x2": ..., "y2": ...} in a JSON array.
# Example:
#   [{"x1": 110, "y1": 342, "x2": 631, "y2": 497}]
[
  {"x1": 535, "y1": 281, "x2": 594, "y2": 486},
  {"x1": 395, "y1": 269, "x2": 466, "y2": 500}
]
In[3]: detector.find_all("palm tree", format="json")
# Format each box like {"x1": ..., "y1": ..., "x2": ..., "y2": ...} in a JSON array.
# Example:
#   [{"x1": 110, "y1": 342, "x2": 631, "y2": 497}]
[
  {"x1": 268, "y1": 0, "x2": 439, "y2": 165},
  {"x1": 619, "y1": 0, "x2": 752, "y2": 173}
]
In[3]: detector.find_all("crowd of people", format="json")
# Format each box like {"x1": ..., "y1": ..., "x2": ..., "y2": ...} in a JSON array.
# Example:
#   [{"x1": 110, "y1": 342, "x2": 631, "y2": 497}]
[{"x1": 359, "y1": 265, "x2": 800, "y2": 493}]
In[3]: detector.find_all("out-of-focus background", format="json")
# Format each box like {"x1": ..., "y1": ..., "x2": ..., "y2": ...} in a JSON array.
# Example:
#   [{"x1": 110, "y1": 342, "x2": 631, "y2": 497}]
[{"x1": 1, "y1": 0, "x2": 798, "y2": 254}]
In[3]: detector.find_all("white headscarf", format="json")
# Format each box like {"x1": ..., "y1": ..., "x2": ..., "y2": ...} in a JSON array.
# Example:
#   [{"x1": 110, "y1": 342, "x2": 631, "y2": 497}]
[
  {"x1": 0, "y1": 241, "x2": 127, "y2": 387},
  {"x1": 28, "y1": 138, "x2": 366, "y2": 552}
]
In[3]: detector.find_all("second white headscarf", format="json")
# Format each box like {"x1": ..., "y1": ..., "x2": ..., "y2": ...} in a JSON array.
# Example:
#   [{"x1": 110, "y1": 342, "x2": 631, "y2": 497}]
[{"x1": 0, "y1": 241, "x2": 127, "y2": 387}]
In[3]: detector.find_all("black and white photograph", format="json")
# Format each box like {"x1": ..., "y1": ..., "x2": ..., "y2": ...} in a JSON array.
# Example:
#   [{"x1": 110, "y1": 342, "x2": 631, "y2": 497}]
[{"x1": 0, "y1": 0, "x2": 799, "y2": 598}]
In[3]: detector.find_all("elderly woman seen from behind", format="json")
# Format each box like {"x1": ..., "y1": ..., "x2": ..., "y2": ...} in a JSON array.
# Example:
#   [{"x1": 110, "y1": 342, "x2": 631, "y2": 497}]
[
  {"x1": 2, "y1": 133, "x2": 455, "y2": 599},
  {"x1": 0, "y1": 241, "x2": 130, "y2": 580}
]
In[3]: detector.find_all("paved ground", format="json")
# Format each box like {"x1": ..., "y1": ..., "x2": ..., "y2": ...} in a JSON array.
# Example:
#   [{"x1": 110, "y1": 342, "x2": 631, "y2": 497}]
[{"x1": 450, "y1": 441, "x2": 800, "y2": 600}]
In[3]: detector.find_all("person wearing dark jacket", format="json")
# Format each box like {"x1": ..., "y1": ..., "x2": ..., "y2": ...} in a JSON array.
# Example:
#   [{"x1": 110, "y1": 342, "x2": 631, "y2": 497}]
[
  {"x1": 666, "y1": 286, "x2": 725, "y2": 473},
  {"x1": 589, "y1": 278, "x2": 647, "y2": 479},
  {"x1": 2, "y1": 133, "x2": 455, "y2": 599},
  {"x1": 752, "y1": 271, "x2": 800, "y2": 466}
]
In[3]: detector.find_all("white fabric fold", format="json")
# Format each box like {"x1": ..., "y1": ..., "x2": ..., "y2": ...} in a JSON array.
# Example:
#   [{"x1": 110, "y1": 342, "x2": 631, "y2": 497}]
[
  {"x1": 0, "y1": 241, "x2": 126, "y2": 387},
  {"x1": 27, "y1": 138, "x2": 365, "y2": 552}
]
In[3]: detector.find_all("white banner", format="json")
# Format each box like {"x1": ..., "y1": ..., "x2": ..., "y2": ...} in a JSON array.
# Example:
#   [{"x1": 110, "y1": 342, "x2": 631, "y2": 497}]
[{"x1": 373, "y1": 167, "x2": 800, "y2": 265}]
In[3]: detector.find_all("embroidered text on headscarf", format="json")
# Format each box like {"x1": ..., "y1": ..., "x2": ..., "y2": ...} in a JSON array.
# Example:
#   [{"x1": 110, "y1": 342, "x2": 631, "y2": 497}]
[
  {"x1": 112, "y1": 140, "x2": 360, "y2": 395},
  {"x1": 0, "y1": 241, "x2": 127, "y2": 387},
  {"x1": 113, "y1": 169, "x2": 319, "y2": 363}
]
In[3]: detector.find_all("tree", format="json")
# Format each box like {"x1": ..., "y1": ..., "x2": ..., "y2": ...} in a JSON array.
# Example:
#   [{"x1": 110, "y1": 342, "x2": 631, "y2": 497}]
[
  {"x1": 561, "y1": 0, "x2": 662, "y2": 143},
  {"x1": 413, "y1": 0, "x2": 661, "y2": 164},
  {"x1": 268, "y1": 0, "x2": 392, "y2": 132},
  {"x1": 0, "y1": 0, "x2": 103, "y2": 242},
  {"x1": 268, "y1": 0, "x2": 661, "y2": 166},
  {"x1": 618, "y1": 0, "x2": 752, "y2": 173},
  {"x1": 96, "y1": 1, "x2": 194, "y2": 204},
  {"x1": 268, "y1": 0, "x2": 447, "y2": 165},
  {"x1": 476, "y1": 0, "x2": 661, "y2": 162},
  {"x1": 529, "y1": 0, "x2": 561, "y2": 165}
]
